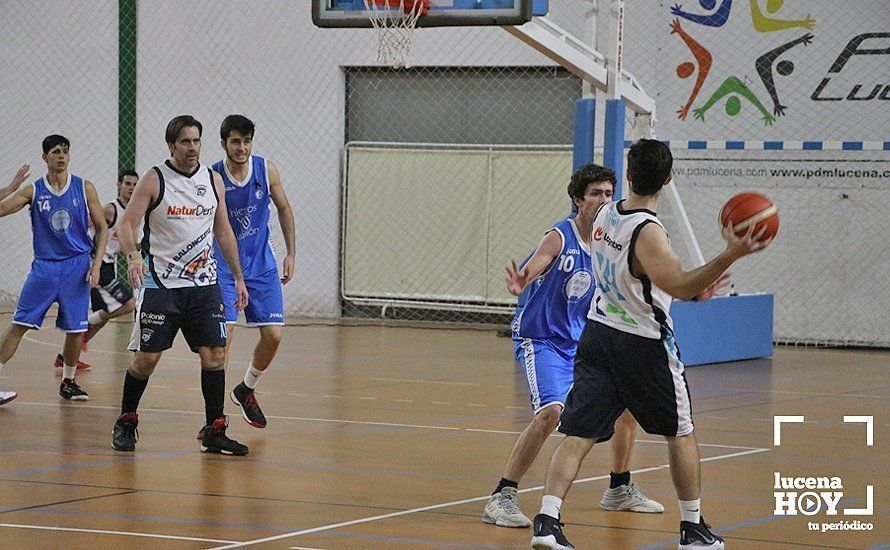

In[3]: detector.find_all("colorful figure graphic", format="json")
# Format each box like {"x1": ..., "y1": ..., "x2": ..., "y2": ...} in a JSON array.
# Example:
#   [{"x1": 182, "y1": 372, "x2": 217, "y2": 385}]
[
  {"x1": 693, "y1": 76, "x2": 776, "y2": 126},
  {"x1": 750, "y1": 0, "x2": 815, "y2": 32},
  {"x1": 756, "y1": 33, "x2": 813, "y2": 116},
  {"x1": 670, "y1": 18, "x2": 713, "y2": 120},
  {"x1": 670, "y1": 0, "x2": 733, "y2": 27}
]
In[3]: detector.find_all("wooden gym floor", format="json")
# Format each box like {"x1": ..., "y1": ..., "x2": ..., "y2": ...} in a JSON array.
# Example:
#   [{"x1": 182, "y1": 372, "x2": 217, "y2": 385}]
[{"x1": 0, "y1": 313, "x2": 887, "y2": 549}]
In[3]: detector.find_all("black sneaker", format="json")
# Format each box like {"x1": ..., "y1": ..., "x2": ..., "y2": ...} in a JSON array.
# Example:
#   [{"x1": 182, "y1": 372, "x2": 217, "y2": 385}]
[
  {"x1": 230, "y1": 382, "x2": 267, "y2": 428},
  {"x1": 531, "y1": 513, "x2": 574, "y2": 550},
  {"x1": 60, "y1": 378, "x2": 89, "y2": 401},
  {"x1": 196, "y1": 425, "x2": 211, "y2": 440},
  {"x1": 679, "y1": 517, "x2": 725, "y2": 549},
  {"x1": 112, "y1": 413, "x2": 139, "y2": 451},
  {"x1": 200, "y1": 416, "x2": 249, "y2": 456}
]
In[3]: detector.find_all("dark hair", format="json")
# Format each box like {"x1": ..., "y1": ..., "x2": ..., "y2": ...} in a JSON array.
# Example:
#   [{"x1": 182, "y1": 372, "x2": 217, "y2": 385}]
[
  {"x1": 627, "y1": 139, "x2": 673, "y2": 196},
  {"x1": 165, "y1": 115, "x2": 202, "y2": 144},
  {"x1": 567, "y1": 163, "x2": 616, "y2": 202},
  {"x1": 118, "y1": 169, "x2": 138, "y2": 182},
  {"x1": 42, "y1": 135, "x2": 70, "y2": 154},
  {"x1": 220, "y1": 114, "x2": 255, "y2": 141}
]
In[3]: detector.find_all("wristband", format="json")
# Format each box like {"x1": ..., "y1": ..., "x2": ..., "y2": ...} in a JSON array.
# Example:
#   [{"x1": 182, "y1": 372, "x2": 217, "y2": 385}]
[{"x1": 127, "y1": 251, "x2": 142, "y2": 264}]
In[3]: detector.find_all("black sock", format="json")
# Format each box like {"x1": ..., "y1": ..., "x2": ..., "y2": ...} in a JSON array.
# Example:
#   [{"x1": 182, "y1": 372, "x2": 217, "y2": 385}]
[
  {"x1": 610, "y1": 471, "x2": 631, "y2": 489},
  {"x1": 493, "y1": 477, "x2": 519, "y2": 495},
  {"x1": 201, "y1": 367, "x2": 225, "y2": 425},
  {"x1": 121, "y1": 369, "x2": 149, "y2": 414}
]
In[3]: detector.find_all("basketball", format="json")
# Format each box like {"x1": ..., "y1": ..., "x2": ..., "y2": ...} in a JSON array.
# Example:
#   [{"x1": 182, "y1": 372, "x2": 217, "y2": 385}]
[{"x1": 719, "y1": 192, "x2": 779, "y2": 241}]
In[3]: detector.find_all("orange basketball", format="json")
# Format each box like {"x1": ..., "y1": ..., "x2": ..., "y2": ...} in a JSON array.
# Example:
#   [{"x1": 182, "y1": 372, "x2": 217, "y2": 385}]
[{"x1": 719, "y1": 192, "x2": 779, "y2": 241}]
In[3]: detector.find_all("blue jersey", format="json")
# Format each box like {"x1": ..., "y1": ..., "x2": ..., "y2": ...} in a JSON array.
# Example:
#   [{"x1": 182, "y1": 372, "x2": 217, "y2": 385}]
[
  {"x1": 30, "y1": 174, "x2": 92, "y2": 260},
  {"x1": 213, "y1": 156, "x2": 277, "y2": 280},
  {"x1": 512, "y1": 218, "x2": 594, "y2": 346}
]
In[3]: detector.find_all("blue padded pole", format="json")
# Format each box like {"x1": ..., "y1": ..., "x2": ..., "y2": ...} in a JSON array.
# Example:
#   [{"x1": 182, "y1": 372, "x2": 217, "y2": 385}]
[
  {"x1": 603, "y1": 98, "x2": 626, "y2": 200},
  {"x1": 571, "y1": 98, "x2": 596, "y2": 214},
  {"x1": 572, "y1": 98, "x2": 596, "y2": 172}
]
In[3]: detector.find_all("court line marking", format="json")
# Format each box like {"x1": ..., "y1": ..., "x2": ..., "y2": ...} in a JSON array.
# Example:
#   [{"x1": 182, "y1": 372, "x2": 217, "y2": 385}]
[
  {"x1": 208, "y1": 447, "x2": 769, "y2": 549},
  {"x1": 9, "y1": 401, "x2": 765, "y2": 449},
  {"x1": 22, "y1": 333, "x2": 195, "y2": 363},
  {"x1": 368, "y1": 377, "x2": 481, "y2": 387},
  {"x1": 0, "y1": 522, "x2": 237, "y2": 544}
]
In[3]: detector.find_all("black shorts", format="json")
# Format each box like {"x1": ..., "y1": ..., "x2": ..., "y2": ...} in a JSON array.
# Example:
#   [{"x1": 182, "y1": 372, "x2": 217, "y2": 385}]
[
  {"x1": 128, "y1": 284, "x2": 227, "y2": 353},
  {"x1": 558, "y1": 320, "x2": 694, "y2": 439},
  {"x1": 90, "y1": 262, "x2": 133, "y2": 312}
]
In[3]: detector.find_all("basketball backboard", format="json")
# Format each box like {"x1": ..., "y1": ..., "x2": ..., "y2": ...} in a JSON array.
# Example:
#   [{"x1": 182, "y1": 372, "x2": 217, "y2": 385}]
[{"x1": 312, "y1": 0, "x2": 548, "y2": 28}]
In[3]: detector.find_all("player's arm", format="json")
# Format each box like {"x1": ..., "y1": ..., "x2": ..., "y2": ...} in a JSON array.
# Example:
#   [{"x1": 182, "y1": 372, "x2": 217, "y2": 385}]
[
  {"x1": 505, "y1": 230, "x2": 562, "y2": 296},
  {"x1": 84, "y1": 181, "x2": 109, "y2": 288},
  {"x1": 267, "y1": 161, "x2": 296, "y2": 285},
  {"x1": 119, "y1": 168, "x2": 159, "y2": 288},
  {"x1": 0, "y1": 182, "x2": 34, "y2": 218},
  {"x1": 634, "y1": 222, "x2": 769, "y2": 301},
  {"x1": 103, "y1": 202, "x2": 116, "y2": 226},
  {"x1": 211, "y1": 171, "x2": 249, "y2": 310},
  {"x1": 0, "y1": 164, "x2": 29, "y2": 201}
]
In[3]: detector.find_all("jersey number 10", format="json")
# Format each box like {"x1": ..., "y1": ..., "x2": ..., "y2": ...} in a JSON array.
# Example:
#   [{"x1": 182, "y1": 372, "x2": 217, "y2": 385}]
[{"x1": 557, "y1": 254, "x2": 575, "y2": 273}]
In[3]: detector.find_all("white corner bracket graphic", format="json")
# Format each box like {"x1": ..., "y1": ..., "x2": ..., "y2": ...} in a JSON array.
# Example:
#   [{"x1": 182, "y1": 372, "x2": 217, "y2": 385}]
[
  {"x1": 843, "y1": 415, "x2": 874, "y2": 446},
  {"x1": 774, "y1": 415, "x2": 805, "y2": 446}
]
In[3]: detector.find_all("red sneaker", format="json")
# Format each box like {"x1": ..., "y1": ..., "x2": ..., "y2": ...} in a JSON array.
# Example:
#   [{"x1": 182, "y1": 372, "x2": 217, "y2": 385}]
[{"x1": 54, "y1": 354, "x2": 92, "y2": 371}]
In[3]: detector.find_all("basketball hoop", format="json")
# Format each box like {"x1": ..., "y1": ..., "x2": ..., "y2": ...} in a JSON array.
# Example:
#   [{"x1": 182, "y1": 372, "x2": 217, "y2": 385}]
[{"x1": 363, "y1": 0, "x2": 429, "y2": 68}]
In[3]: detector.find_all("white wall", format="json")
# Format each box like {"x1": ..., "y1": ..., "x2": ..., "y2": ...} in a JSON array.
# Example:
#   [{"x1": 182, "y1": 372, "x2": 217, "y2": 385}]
[
  {"x1": 0, "y1": 0, "x2": 119, "y2": 307},
  {"x1": 134, "y1": 0, "x2": 576, "y2": 317}
]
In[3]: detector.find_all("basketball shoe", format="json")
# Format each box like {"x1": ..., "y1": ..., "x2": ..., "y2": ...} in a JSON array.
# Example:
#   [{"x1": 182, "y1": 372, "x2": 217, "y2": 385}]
[
  {"x1": 200, "y1": 416, "x2": 249, "y2": 456},
  {"x1": 0, "y1": 390, "x2": 17, "y2": 405},
  {"x1": 679, "y1": 517, "x2": 724, "y2": 549},
  {"x1": 112, "y1": 413, "x2": 139, "y2": 451},
  {"x1": 60, "y1": 378, "x2": 89, "y2": 400},
  {"x1": 599, "y1": 482, "x2": 664, "y2": 513},
  {"x1": 531, "y1": 513, "x2": 574, "y2": 550},
  {"x1": 230, "y1": 382, "x2": 267, "y2": 428},
  {"x1": 482, "y1": 486, "x2": 531, "y2": 527}
]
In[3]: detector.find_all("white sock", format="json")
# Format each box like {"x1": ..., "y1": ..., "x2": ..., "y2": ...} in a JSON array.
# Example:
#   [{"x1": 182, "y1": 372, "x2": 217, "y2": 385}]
[
  {"x1": 540, "y1": 495, "x2": 563, "y2": 519},
  {"x1": 243, "y1": 363, "x2": 264, "y2": 389},
  {"x1": 679, "y1": 499, "x2": 701, "y2": 524},
  {"x1": 62, "y1": 364, "x2": 76, "y2": 380},
  {"x1": 88, "y1": 310, "x2": 104, "y2": 325}
]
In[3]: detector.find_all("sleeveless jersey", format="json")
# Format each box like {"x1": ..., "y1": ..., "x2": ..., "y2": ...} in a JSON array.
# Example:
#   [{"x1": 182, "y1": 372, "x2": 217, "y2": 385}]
[
  {"x1": 142, "y1": 160, "x2": 218, "y2": 289},
  {"x1": 587, "y1": 200, "x2": 674, "y2": 339},
  {"x1": 103, "y1": 198, "x2": 142, "y2": 264},
  {"x1": 512, "y1": 218, "x2": 594, "y2": 345},
  {"x1": 212, "y1": 155, "x2": 276, "y2": 279},
  {"x1": 30, "y1": 173, "x2": 92, "y2": 260}
]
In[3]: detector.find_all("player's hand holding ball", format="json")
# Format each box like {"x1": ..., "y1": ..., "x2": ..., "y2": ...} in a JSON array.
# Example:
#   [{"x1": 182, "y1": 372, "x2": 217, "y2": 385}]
[{"x1": 720, "y1": 192, "x2": 777, "y2": 259}]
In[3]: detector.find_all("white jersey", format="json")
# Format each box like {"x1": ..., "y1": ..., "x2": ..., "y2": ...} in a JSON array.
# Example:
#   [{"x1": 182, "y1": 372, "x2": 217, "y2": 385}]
[
  {"x1": 102, "y1": 198, "x2": 143, "y2": 264},
  {"x1": 587, "y1": 200, "x2": 674, "y2": 339},
  {"x1": 142, "y1": 160, "x2": 218, "y2": 289}
]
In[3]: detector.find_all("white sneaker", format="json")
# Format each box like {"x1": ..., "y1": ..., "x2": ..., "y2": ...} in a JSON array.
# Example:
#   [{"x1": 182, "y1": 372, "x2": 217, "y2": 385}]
[
  {"x1": 0, "y1": 390, "x2": 17, "y2": 405},
  {"x1": 482, "y1": 486, "x2": 532, "y2": 527},
  {"x1": 599, "y1": 482, "x2": 665, "y2": 513}
]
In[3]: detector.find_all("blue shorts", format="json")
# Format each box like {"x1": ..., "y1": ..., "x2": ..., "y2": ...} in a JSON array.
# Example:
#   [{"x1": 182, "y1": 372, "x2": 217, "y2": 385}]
[
  {"x1": 14, "y1": 255, "x2": 91, "y2": 332},
  {"x1": 219, "y1": 269, "x2": 284, "y2": 325},
  {"x1": 514, "y1": 337, "x2": 577, "y2": 413}
]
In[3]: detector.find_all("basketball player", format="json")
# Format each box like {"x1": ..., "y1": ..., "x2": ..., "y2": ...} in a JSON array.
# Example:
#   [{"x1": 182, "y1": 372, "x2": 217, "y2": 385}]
[
  {"x1": 0, "y1": 136, "x2": 108, "y2": 405},
  {"x1": 211, "y1": 114, "x2": 296, "y2": 431},
  {"x1": 531, "y1": 139, "x2": 769, "y2": 550},
  {"x1": 111, "y1": 116, "x2": 250, "y2": 456},
  {"x1": 54, "y1": 170, "x2": 140, "y2": 370},
  {"x1": 483, "y1": 164, "x2": 663, "y2": 529}
]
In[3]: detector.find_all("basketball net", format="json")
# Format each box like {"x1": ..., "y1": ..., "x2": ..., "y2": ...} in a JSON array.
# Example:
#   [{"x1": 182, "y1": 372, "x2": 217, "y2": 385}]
[{"x1": 363, "y1": 0, "x2": 429, "y2": 68}]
